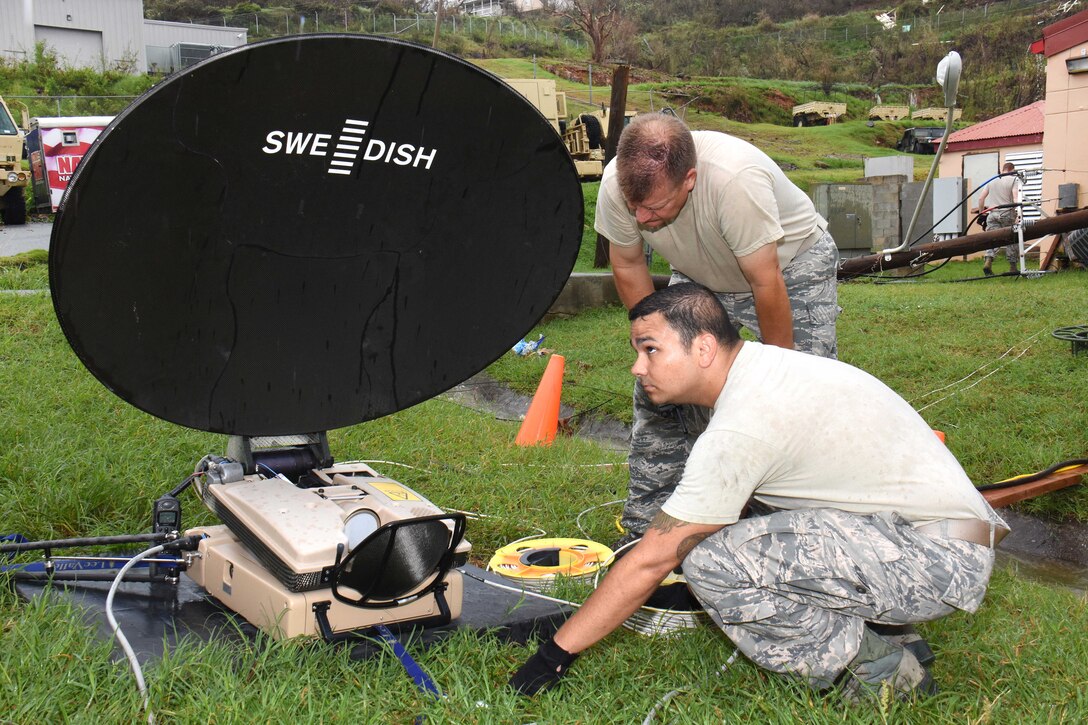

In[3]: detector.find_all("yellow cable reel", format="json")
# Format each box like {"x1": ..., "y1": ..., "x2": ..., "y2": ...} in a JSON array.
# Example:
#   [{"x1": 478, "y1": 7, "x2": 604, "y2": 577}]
[{"x1": 487, "y1": 537, "x2": 613, "y2": 591}]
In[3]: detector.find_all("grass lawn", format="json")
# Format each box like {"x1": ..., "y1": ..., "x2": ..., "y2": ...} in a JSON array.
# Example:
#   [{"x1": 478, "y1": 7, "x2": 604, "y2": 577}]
[{"x1": 2, "y1": 250, "x2": 1088, "y2": 721}]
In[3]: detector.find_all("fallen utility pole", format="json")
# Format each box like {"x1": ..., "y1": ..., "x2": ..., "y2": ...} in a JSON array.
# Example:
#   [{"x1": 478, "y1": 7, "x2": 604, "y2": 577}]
[{"x1": 837, "y1": 207, "x2": 1088, "y2": 279}]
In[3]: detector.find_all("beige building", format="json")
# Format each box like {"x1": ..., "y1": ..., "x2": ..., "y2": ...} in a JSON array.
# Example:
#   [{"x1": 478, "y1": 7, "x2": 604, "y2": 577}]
[{"x1": 1032, "y1": 9, "x2": 1088, "y2": 224}]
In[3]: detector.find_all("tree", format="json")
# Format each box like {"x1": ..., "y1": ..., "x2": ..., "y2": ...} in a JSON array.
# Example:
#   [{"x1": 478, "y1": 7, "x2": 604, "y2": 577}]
[{"x1": 548, "y1": 0, "x2": 632, "y2": 63}]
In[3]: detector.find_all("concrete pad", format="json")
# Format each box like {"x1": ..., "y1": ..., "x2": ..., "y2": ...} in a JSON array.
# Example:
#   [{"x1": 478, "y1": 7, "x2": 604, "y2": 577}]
[{"x1": 0, "y1": 220, "x2": 52, "y2": 257}]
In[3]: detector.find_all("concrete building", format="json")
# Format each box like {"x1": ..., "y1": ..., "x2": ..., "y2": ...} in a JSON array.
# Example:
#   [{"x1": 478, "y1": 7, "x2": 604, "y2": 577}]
[
  {"x1": 0, "y1": 0, "x2": 246, "y2": 73},
  {"x1": 459, "y1": 0, "x2": 549, "y2": 16}
]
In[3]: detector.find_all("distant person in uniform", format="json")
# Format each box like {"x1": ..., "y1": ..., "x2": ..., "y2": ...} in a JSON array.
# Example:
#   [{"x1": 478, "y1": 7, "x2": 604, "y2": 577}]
[
  {"x1": 511, "y1": 283, "x2": 1008, "y2": 703},
  {"x1": 593, "y1": 112, "x2": 839, "y2": 542},
  {"x1": 978, "y1": 162, "x2": 1023, "y2": 275}
]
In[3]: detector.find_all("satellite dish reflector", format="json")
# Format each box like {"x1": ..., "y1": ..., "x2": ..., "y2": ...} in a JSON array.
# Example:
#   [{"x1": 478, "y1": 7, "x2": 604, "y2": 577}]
[{"x1": 49, "y1": 35, "x2": 582, "y2": 436}]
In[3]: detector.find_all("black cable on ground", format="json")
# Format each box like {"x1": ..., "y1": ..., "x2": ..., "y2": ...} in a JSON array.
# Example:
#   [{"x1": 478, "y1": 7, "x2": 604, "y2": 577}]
[
  {"x1": 0, "y1": 532, "x2": 169, "y2": 554},
  {"x1": 976, "y1": 458, "x2": 1088, "y2": 492}
]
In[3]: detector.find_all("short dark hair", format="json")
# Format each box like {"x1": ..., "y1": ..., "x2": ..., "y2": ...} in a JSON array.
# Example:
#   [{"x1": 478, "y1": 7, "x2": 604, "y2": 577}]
[
  {"x1": 629, "y1": 283, "x2": 740, "y2": 349},
  {"x1": 616, "y1": 113, "x2": 697, "y2": 204},
  {"x1": 1001, "y1": 162, "x2": 1016, "y2": 173}
]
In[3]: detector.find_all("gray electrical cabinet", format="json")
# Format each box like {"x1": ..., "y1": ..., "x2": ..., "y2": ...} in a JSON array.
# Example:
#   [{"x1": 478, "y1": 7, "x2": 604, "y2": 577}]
[
  {"x1": 813, "y1": 184, "x2": 874, "y2": 258},
  {"x1": 932, "y1": 177, "x2": 966, "y2": 235}
]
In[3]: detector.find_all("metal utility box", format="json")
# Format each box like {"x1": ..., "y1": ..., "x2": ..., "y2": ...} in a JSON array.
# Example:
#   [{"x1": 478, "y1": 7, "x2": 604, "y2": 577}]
[
  {"x1": 813, "y1": 184, "x2": 874, "y2": 258},
  {"x1": 26, "y1": 116, "x2": 113, "y2": 213},
  {"x1": 171, "y1": 43, "x2": 224, "y2": 70},
  {"x1": 932, "y1": 177, "x2": 966, "y2": 235},
  {"x1": 1058, "y1": 182, "x2": 1080, "y2": 210}
]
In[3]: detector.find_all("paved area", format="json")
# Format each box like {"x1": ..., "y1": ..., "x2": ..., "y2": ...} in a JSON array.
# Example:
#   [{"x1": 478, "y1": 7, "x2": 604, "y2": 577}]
[{"x1": 0, "y1": 220, "x2": 52, "y2": 257}]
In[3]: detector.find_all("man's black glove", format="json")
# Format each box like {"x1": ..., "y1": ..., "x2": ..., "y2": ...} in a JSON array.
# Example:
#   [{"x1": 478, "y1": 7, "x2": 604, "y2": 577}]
[{"x1": 509, "y1": 637, "x2": 578, "y2": 696}]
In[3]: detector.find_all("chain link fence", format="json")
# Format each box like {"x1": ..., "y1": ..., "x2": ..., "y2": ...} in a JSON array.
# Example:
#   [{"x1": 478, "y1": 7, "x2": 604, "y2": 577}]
[
  {"x1": 5, "y1": 95, "x2": 138, "y2": 119},
  {"x1": 172, "y1": 9, "x2": 585, "y2": 53}
]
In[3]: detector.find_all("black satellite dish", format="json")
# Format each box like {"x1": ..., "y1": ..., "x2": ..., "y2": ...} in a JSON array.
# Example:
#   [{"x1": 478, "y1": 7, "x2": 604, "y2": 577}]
[{"x1": 49, "y1": 35, "x2": 582, "y2": 436}]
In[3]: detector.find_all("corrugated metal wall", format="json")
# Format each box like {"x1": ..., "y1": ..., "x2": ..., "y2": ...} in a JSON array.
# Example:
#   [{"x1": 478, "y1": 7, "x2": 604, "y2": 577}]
[
  {"x1": 143, "y1": 20, "x2": 247, "y2": 49},
  {"x1": 0, "y1": 2, "x2": 33, "y2": 63},
  {"x1": 1, "y1": 0, "x2": 146, "y2": 71}
]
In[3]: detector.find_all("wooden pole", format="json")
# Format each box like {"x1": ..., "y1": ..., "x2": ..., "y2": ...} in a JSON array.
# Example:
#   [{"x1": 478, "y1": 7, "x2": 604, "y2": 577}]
[
  {"x1": 837, "y1": 207, "x2": 1088, "y2": 278},
  {"x1": 432, "y1": 0, "x2": 443, "y2": 49},
  {"x1": 594, "y1": 65, "x2": 630, "y2": 269}
]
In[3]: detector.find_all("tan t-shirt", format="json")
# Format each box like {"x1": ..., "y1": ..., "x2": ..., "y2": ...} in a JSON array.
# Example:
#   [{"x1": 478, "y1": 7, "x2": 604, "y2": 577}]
[
  {"x1": 661, "y1": 342, "x2": 1002, "y2": 527},
  {"x1": 595, "y1": 131, "x2": 827, "y2": 293}
]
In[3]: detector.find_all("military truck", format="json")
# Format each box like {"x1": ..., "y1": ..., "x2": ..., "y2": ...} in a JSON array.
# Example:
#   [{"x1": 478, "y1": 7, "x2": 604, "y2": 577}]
[
  {"x1": 0, "y1": 95, "x2": 30, "y2": 225},
  {"x1": 868, "y1": 105, "x2": 910, "y2": 121},
  {"x1": 506, "y1": 78, "x2": 632, "y2": 179},
  {"x1": 911, "y1": 107, "x2": 962, "y2": 122},
  {"x1": 896, "y1": 127, "x2": 944, "y2": 154},
  {"x1": 791, "y1": 101, "x2": 847, "y2": 127}
]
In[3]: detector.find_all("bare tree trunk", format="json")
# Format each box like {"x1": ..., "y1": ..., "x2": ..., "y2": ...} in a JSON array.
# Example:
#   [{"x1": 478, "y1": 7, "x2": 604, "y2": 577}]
[
  {"x1": 594, "y1": 65, "x2": 630, "y2": 269},
  {"x1": 432, "y1": 0, "x2": 443, "y2": 49}
]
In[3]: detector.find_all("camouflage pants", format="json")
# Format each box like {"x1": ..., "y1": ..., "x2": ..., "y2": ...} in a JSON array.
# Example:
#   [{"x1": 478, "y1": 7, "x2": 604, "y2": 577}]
[
  {"x1": 984, "y1": 212, "x2": 1019, "y2": 265},
  {"x1": 683, "y1": 508, "x2": 995, "y2": 688},
  {"x1": 621, "y1": 232, "x2": 840, "y2": 535}
]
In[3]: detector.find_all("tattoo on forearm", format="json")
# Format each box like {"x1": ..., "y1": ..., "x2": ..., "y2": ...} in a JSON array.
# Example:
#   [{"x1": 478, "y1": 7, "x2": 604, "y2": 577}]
[
  {"x1": 649, "y1": 512, "x2": 712, "y2": 560},
  {"x1": 649, "y1": 511, "x2": 683, "y2": 534},
  {"x1": 677, "y1": 533, "x2": 711, "y2": 561}
]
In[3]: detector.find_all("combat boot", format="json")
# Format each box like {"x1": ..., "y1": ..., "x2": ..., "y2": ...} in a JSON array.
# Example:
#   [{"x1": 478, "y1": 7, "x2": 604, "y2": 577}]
[
  {"x1": 868, "y1": 623, "x2": 936, "y2": 667},
  {"x1": 838, "y1": 628, "x2": 938, "y2": 704}
]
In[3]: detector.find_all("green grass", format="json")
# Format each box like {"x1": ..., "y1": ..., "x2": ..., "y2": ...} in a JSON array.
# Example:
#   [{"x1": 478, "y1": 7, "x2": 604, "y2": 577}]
[
  {"x1": 3, "y1": 274, "x2": 1088, "y2": 721},
  {"x1": 0, "y1": 250, "x2": 49, "y2": 291}
]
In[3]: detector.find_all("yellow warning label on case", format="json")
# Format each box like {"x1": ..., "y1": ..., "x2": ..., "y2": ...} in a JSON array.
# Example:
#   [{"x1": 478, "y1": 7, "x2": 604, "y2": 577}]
[{"x1": 371, "y1": 481, "x2": 421, "y2": 501}]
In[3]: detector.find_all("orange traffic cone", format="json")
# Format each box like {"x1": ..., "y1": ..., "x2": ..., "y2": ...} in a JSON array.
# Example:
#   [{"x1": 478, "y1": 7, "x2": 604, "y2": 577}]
[
  {"x1": 933, "y1": 430, "x2": 946, "y2": 444},
  {"x1": 515, "y1": 354, "x2": 565, "y2": 447}
]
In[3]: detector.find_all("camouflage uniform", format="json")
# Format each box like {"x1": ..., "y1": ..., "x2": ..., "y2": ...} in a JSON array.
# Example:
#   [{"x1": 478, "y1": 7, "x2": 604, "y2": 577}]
[
  {"x1": 621, "y1": 231, "x2": 840, "y2": 535},
  {"x1": 983, "y1": 211, "x2": 1020, "y2": 271},
  {"x1": 682, "y1": 507, "x2": 997, "y2": 689}
]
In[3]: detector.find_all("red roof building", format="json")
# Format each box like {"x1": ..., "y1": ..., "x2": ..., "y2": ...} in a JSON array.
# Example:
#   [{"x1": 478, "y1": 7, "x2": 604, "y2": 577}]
[
  {"x1": 937, "y1": 101, "x2": 1045, "y2": 225},
  {"x1": 944, "y1": 101, "x2": 1045, "y2": 153}
]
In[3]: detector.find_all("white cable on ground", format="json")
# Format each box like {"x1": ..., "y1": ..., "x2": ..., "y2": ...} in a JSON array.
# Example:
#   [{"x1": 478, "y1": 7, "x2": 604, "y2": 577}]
[
  {"x1": 909, "y1": 328, "x2": 1043, "y2": 402},
  {"x1": 105, "y1": 543, "x2": 164, "y2": 725},
  {"x1": 341, "y1": 459, "x2": 433, "y2": 474},
  {"x1": 504, "y1": 529, "x2": 550, "y2": 546},
  {"x1": 575, "y1": 499, "x2": 624, "y2": 538},
  {"x1": 457, "y1": 568, "x2": 583, "y2": 609},
  {"x1": 499, "y1": 462, "x2": 628, "y2": 468},
  {"x1": 442, "y1": 508, "x2": 493, "y2": 520},
  {"x1": 909, "y1": 329, "x2": 1044, "y2": 413},
  {"x1": 642, "y1": 650, "x2": 740, "y2": 725},
  {"x1": 915, "y1": 346, "x2": 1033, "y2": 413}
]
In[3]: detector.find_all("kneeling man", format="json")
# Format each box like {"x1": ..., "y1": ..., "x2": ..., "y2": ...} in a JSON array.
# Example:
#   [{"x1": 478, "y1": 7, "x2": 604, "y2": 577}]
[{"x1": 511, "y1": 283, "x2": 1007, "y2": 700}]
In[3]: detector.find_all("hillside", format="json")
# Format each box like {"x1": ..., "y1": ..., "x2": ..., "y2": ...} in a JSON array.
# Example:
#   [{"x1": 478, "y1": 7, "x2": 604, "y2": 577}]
[
  {"x1": 138, "y1": 0, "x2": 1081, "y2": 123},
  {"x1": 476, "y1": 57, "x2": 924, "y2": 193}
]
